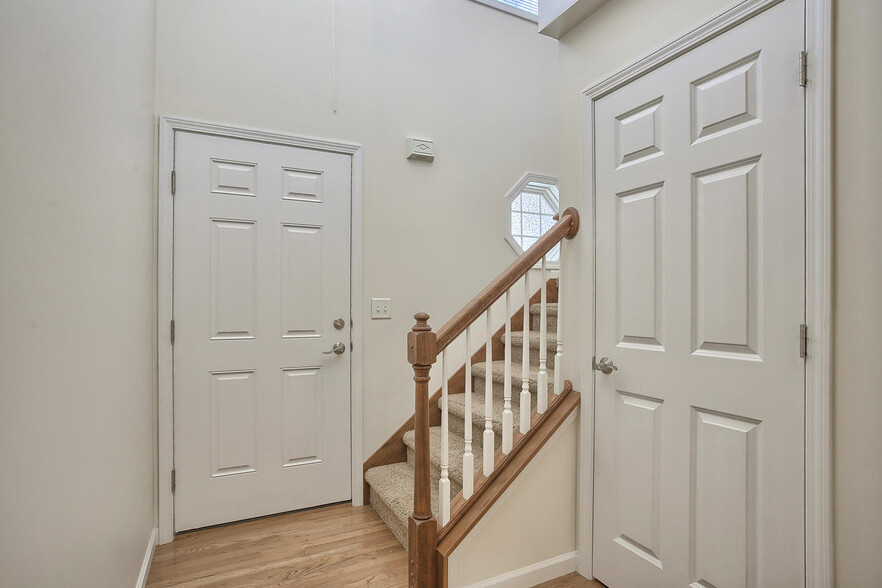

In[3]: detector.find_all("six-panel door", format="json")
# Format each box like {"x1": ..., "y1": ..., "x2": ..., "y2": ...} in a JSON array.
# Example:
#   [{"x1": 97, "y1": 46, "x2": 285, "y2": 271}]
[
  {"x1": 593, "y1": 1, "x2": 806, "y2": 586},
  {"x1": 173, "y1": 132, "x2": 352, "y2": 531}
]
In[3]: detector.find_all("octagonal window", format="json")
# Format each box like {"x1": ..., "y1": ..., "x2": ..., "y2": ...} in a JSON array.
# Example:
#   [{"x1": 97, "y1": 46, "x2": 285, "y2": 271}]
[{"x1": 505, "y1": 174, "x2": 560, "y2": 263}]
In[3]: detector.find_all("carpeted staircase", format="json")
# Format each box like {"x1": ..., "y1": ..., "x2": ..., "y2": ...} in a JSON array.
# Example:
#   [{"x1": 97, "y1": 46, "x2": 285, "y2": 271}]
[{"x1": 365, "y1": 302, "x2": 559, "y2": 547}]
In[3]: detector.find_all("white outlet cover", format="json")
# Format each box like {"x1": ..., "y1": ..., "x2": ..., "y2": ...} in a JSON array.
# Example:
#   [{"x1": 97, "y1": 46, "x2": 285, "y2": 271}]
[{"x1": 371, "y1": 298, "x2": 392, "y2": 319}]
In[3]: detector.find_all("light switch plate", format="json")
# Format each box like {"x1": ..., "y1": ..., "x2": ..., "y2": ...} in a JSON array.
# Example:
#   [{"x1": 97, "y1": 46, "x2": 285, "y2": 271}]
[
  {"x1": 407, "y1": 138, "x2": 434, "y2": 162},
  {"x1": 371, "y1": 298, "x2": 392, "y2": 319}
]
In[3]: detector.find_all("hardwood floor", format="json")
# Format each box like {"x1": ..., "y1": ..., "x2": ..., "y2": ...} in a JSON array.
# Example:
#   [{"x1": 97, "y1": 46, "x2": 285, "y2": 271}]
[
  {"x1": 534, "y1": 572, "x2": 606, "y2": 587},
  {"x1": 146, "y1": 503, "x2": 407, "y2": 587},
  {"x1": 146, "y1": 502, "x2": 604, "y2": 587}
]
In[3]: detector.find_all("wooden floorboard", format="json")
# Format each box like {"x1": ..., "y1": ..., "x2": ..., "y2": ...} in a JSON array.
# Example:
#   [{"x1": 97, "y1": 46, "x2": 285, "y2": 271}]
[
  {"x1": 146, "y1": 503, "x2": 408, "y2": 587},
  {"x1": 146, "y1": 502, "x2": 604, "y2": 587},
  {"x1": 533, "y1": 572, "x2": 606, "y2": 587}
]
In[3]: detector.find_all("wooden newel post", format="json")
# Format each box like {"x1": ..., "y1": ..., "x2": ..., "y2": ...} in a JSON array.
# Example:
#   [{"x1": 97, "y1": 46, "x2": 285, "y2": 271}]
[{"x1": 407, "y1": 312, "x2": 438, "y2": 588}]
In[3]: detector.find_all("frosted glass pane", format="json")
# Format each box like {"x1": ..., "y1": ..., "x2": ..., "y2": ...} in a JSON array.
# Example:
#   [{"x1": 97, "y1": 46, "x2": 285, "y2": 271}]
[
  {"x1": 511, "y1": 194, "x2": 522, "y2": 211},
  {"x1": 548, "y1": 242, "x2": 560, "y2": 262},
  {"x1": 540, "y1": 197, "x2": 556, "y2": 215},
  {"x1": 511, "y1": 211, "x2": 522, "y2": 238},
  {"x1": 522, "y1": 213, "x2": 541, "y2": 237},
  {"x1": 541, "y1": 214, "x2": 554, "y2": 233},
  {"x1": 522, "y1": 237, "x2": 538, "y2": 250},
  {"x1": 521, "y1": 192, "x2": 540, "y2": 213}
]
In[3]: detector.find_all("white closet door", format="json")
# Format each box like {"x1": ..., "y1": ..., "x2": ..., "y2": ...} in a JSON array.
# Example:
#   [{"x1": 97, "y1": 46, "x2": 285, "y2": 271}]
[{"x1": 593, "y1": 1, "x2": 806, "y2": 586}]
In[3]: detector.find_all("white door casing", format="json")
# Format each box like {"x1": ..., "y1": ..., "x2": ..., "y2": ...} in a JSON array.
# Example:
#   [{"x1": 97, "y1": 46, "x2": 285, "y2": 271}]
[
  {"x1": 172, "y1": 131, "x2": 352, "y2": 531},
  {"x1": 591, "y1": 1, "x2": 806, "y2": 586}
]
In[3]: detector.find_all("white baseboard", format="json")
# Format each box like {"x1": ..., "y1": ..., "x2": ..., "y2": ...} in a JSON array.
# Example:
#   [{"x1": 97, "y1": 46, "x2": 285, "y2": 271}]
[
  {"x1": 135, "y1": 527, "x2": 158, "y2": 588},
  {"x1": 461, "y1": 551, "x2": 579, "y2": 588}
]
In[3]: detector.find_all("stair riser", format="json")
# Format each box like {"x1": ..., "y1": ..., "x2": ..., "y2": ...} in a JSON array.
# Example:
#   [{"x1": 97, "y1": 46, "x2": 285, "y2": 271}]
[
  {"x1": 407, "y1": 446, "x2": 465, "y2": 494},
  {"x1": 447, "y1": 416, "x2": 503, "y2": 452},
  {"x1": 471, "y1": 375, "x2": 553, "y2": 397},
  {"x1": 530, "y1": 314, "x2": 558, "y2": 332},
  {"x1": 510, "y1": 344, "x2": 557, "y2": 369},
  {"x1": 448, "y1": 407, "x2": 527, "y2": 440},
  {"x1": 369, "y1": 490, "x2": 408, "y2": 548}
]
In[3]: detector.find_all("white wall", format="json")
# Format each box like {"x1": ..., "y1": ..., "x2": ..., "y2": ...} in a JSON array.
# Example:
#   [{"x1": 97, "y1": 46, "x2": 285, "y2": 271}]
[
  {"x1": 556, "y1": 0, "x2": 882, "y2": 584},
  {"x1": 0, "y1": 1, "x2": 157, "y2": 587},
  {"x1": 154, "y1": 0, "x2": 560, "y2": 457},
  {"x1": 448, "y1": 416, "x2": 578, "y2": 587}
]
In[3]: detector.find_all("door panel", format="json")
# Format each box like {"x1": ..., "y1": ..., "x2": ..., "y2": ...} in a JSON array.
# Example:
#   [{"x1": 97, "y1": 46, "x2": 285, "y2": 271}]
[
  {"x1": 593, "y1": 1, "x2": 805, "y2": 586},
  {"x1": 173, "y1": 132, "x2": 352, "y2": 532}
]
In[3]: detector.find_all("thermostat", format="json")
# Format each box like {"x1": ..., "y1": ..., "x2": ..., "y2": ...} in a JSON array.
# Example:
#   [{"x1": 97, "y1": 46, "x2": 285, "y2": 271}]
[{"x1": 407, "y1": 138, "x2": 434, "y2": 162}]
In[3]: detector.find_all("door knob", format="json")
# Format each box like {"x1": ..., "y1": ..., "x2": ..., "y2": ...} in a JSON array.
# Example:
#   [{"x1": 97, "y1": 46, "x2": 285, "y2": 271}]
[
  {"x1": 323, "y1": 342, "x2": 346, "y2": 355},
  {"x1": 593, "y1": 356, "x2": 617, "y2": 374}
]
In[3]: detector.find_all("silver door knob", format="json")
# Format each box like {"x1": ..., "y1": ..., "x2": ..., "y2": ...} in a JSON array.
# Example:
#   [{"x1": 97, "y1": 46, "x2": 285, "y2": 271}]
[
  {"x1": 324, "y1": 342, "x2": 346, "y2": 355},
  {"x1": 593, "y1": 356, "x2": 617, "y2": 374}
]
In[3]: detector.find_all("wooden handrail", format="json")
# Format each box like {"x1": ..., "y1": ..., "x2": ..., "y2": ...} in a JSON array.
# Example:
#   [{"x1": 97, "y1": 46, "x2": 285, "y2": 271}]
[{"x1": 435, "y1": 207, "x2": 580, "y2": 351}]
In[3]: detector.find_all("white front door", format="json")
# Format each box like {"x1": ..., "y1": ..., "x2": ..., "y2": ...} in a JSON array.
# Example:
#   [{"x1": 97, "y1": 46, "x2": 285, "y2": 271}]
[
  {"x1": 592, "y1": 1, "x2": 805, "y2": 586},
  {"x1": 173, "y1": 131, "x2": 352, "y2": 532}
]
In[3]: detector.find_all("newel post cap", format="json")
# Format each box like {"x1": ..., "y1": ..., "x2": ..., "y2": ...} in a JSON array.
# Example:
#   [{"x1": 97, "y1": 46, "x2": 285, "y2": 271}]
[{"x1": 407, "y1": 313, "x2": 437, "y2": 366}]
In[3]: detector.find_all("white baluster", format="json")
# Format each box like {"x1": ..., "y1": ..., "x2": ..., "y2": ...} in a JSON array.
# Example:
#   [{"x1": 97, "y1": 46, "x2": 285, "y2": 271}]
[
  {"x1": 483, "y1": 309, "x2": 495, "y2": 476},
  {"x1": 520, "y1": 273, "x2": 531, "y2": 434},
  {"x1": 502, "y1": 289, "x2": 513, "y2": 454},
  {"x1": 439, "y1": 350, "x2": 450, "y2": 526},
  {"x1": 554, "y1": 244, "x2": 564, "y2": 397},
  {"x1": 462, "y1": 326, "x2": 474, "y2": 499},
  {"x1": 537, "y1": 256, "x2": 548, "y2": 414}
]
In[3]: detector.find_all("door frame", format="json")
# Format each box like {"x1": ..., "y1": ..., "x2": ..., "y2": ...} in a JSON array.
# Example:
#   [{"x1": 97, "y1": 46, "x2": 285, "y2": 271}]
[
  {"x1": 576, "y1": 0, "x2": 833, "y2": 585},
  {"x1": 156, "y1": 117, "x2": 365, "y2": 544}
]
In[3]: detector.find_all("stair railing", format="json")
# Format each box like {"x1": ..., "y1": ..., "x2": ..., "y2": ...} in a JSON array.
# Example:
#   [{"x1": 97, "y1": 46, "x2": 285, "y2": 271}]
[{"x1": 405, "y1": 207, "x2": 580, "y2": 587}]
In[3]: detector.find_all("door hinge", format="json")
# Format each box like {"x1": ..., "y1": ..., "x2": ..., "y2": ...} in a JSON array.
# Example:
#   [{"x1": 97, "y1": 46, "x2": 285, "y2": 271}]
[
  {"x1": 350, "y1": 342, "x2": 353, "y2": 352},
  {"x1": 170, "y1": 319, "x2": 176, "y2": 345},
  {"x1": 171, "y1": 170, "x2": 176, "y2": 195},
  {"x1": 171, "y1": 469, "x2": 176, "y2": 493},
  {"x1": 799, "y1": 324, "x2": 808, "y2": 358},
  {"x1": 799, "y1": 50, "x2": 808, "y2": 87}
]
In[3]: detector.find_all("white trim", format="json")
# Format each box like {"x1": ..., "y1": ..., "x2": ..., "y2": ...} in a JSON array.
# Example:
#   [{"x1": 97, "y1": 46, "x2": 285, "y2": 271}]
[
  {"x1": 156, "y1": 117, "x2": 365, "y2": 544},
  {"x1": 459, "y1": 552, "x2": 579, "y2": 588},
  {"x1": 135, "y1": 527, "x2": 158, "y2": 588},
  {"x1": 804, "y1": 0, "x2": 834, "y2": 585},
  {"x1": 470, "y1": 0, "x2": 539, "y2": 23},
  {"x1": 577, "y1": 0, "x2": 833, "y2": 584}
]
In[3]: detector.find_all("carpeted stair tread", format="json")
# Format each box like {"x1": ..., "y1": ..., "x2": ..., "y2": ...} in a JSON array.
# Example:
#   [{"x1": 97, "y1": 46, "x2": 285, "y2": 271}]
[
  {"x1": 403, "y1": 427, "x2": 483, "y2": 486},
  {"x1": 365, "y1": 462, "x2": 440, "y2": 548},
  {"x1": 447, "y1": 388, "x2": 533, "y2": 436},
  {"x1": 509, "y1": 331, "x2": 558, "y2": 369},
  {"x1": 530, "y1": 302, "x2": 558, "y2": 316},
  {"x1": 530, "y1": 302, "x2": 558, "y2": 331},
  {"x1": 471, "y1": 360, "x2": 554, "y2": 391},
  {"x1": 509, "y1": 330, "x2": 558, "y2": 349}
]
